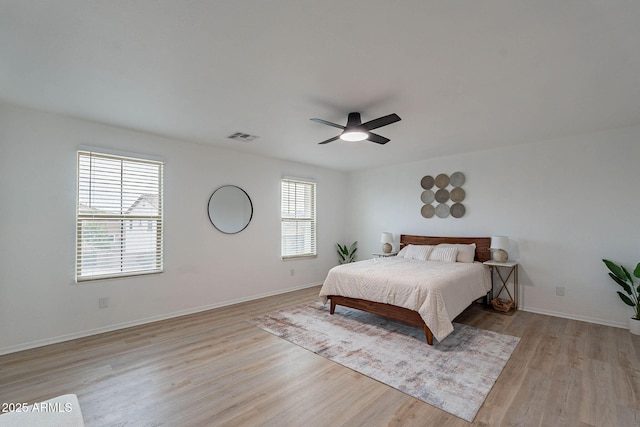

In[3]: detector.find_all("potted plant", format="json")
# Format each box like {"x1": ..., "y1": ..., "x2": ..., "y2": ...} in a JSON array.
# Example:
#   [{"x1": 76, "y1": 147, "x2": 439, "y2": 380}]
[
  {"x1": 602, "y1": 259, "x2": 640, "y2": 335},
  {"x1": 337, "y1": 241, "x2": 357, "y2": 264}
]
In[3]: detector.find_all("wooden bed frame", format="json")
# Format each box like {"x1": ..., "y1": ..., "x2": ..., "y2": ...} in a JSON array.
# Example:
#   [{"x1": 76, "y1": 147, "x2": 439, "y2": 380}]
[{"x1": 327, "y1": 235, "x2": 491, "y2": 345}]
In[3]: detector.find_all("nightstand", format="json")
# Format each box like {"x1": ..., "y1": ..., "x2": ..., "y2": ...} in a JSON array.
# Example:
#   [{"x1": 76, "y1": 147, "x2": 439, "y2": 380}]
[
  {"x1": 372, "y1": 252, "x2": 397, "y2": 258},
  {"x1": 483, "y1": 260, "x2": 519, "y2": 312}
]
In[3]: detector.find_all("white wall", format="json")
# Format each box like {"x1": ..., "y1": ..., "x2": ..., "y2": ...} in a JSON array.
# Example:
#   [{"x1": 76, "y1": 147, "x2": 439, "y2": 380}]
[
  {"x1": 347, "y1": 126, "x2": 640, "y2": 328},
  {"x1": 0, "y1": 103, "x2": 347, "y2": 354},
  {"x1": 2, "y1": 101, "x2": 639, "y2": 354}
]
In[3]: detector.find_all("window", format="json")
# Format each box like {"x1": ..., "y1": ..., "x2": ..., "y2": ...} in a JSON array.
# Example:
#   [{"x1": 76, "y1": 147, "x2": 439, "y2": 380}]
[
  {"x1": 281, "y1": 178, "x2": 316, "y2": 259},
  {"x1": 76, "y1": 151, "x2": 164, "y2": 281}
]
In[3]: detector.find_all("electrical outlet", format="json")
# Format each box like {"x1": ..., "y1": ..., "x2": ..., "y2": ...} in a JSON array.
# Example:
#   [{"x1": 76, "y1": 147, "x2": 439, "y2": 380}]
[
  {"x1": 555, "y1": 287, "x2": 565, "y2": 297},
  {"x1": 98, "y1": 297, "x2": 109, "y2": 308},
  {"x1": 290, "y1": 269, "x2": 295, "y2": 276}
]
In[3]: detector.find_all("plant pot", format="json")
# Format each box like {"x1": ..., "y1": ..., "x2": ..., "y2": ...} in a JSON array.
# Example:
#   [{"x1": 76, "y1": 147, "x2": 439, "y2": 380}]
[{"x1": 630, "y1": 318, "x2": 640, "y2": 336}]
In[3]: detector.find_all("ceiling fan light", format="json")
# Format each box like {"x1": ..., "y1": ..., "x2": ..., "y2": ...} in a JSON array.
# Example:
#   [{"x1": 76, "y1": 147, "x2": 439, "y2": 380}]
[{"x1": 340, "y1": 130, "x2": 369, "y2": 142}]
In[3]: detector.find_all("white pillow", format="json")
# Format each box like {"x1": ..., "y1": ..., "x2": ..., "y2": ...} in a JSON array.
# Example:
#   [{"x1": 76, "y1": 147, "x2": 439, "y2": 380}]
[
  {"x1": 404, "y1": 245, "x2": 433, "y2": 260},
  {"x1": 396, "y1": 245, "x2": 409, "y2": 258},
  {"x1": 428, "y1": 246, "x2": 459, "y2": 263},
  {"x1": 437, "y1": 243, "x2": 476, "y2": 263}
]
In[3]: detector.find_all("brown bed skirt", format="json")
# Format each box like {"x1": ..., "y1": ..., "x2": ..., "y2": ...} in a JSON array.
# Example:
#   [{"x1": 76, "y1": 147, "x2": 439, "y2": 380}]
[{"x1": 328, "y1": 295, "x2": 434, "y2": 345}]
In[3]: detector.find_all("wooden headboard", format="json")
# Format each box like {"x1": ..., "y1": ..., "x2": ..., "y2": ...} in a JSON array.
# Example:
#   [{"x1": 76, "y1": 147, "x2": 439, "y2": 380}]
[{"x1": 399, "y1": 235, "x2": 491, "y2": 262}]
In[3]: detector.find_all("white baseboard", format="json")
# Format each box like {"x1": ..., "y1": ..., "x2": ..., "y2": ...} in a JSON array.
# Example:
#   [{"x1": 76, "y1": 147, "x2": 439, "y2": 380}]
[
  {"x1": 519, "y1": 305, "x2": 628, "y2": 329},
  {"x1": 0, "y1": 282, "x2": 322, "y2": 356}
]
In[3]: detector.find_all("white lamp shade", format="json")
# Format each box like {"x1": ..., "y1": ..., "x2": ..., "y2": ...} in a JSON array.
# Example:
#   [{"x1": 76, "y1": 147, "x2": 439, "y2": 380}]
[
  {"x1": 380, "y1": 232, "x2": 393, "y2": 244},
  {"x1": 490, "y1": 236, "x2": 509, "y2": 250}
]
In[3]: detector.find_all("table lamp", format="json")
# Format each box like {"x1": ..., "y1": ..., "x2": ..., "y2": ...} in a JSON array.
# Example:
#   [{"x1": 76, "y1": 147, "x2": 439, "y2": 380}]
[
  {"x1": 491, "y1": 236, "x2": 509, "y2": 262},
  {"x1": 381, "y1": 232, "x2": 393, "y2": 253}
]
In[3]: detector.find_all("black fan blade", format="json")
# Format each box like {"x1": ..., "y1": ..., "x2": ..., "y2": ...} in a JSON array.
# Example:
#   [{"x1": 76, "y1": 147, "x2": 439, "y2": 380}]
[
  {"x1": 367, "y1": 132, "x2": 390, "y2": 145},
  {"x1": 318, "y1": 136, "x2": 340, "y2": 145},
  {"x1": 361, "y1": 113, "x2": 401, "y2": 131},
  {"x1": 310, "y1": 118, "x2": 345, "y2": 130}
]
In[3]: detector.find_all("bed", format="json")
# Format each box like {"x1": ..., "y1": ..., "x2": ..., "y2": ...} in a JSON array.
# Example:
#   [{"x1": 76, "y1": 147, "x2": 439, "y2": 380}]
[{"x1": 319, "y1": 235, "x2": 492, "y2": 345}]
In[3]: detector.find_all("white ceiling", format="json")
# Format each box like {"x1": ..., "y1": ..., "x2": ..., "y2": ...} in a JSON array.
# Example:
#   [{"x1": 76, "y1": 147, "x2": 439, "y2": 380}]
[{"x1": 2, "y1": 1, "x2": 640, "y2": 171}]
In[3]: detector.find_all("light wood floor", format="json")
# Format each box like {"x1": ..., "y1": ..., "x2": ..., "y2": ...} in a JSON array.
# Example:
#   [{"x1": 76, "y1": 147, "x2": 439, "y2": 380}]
[{"x1": 1, "y1": 286, "x2": 639, "y2": 426}]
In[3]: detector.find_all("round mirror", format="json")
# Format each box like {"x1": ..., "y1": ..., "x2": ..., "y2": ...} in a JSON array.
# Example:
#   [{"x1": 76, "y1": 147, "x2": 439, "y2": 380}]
[{"x1": 207, "y1": 185, "x2": 253, "y2": 234}]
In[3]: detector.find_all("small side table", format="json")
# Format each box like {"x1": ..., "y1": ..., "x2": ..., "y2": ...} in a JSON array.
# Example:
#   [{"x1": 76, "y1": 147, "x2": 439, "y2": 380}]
[
  {"x1": 372, "y1": 252, "x2": 397, "y2": 258},
  {"x1": 483, "y1": 260, "x2": 519, "y2": 312}
]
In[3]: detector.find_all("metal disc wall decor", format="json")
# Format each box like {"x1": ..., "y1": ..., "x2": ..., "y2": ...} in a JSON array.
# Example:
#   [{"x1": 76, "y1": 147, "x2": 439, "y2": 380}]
[
  {"x1": 450, "y1": 187, "x2": 465, "y2": 202},
  {"x1": 435, "y1": 188, "x2": 449, "y2": 203},
  {"x1": 420, "y1": 175, "x2": 435, "y2": 190},
  {"x1": 450, "y1": 203, "x2": 466, "y2": 218},
  {"x1": 450, "y1": 171, "x2": 466, "y2": 187},
  {"x1": 420, "y1": 172, "x2": 466, "y2": 219},
  {"x1": 421, "y1": 190, "x2": 435, "y2": 204},
  {"x1": 435, "y1": 173, "x2": 449, "y2": 188},
  {"x1": 421, "y1": 204, "x2": 435, "y2": 218},
  {"x1": 435, "y1": 203, "x2": 450, "y2": 218}
]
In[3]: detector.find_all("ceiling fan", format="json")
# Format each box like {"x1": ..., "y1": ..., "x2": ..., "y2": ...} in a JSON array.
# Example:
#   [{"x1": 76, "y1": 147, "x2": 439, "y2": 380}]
[{"x1": 310, "y1": 112, "x2": 401, "y2": 145}]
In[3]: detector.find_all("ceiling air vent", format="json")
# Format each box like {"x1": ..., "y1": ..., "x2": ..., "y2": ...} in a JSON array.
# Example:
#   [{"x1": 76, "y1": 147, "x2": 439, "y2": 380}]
[{"x1": 227, "y1": 132, "x2": 259, "y2": 143}]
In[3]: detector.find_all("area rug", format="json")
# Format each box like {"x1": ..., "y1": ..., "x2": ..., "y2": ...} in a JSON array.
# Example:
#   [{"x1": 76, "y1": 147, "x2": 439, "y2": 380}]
[{"x1": 248, "y1": 301, "x2": 519, "y2": 422}]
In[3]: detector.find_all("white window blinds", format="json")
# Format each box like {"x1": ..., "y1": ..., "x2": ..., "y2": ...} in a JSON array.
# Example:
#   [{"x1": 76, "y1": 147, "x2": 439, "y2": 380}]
[
  {"x1": 76, "y1": 151, "x2": 164, "y2": 281},
  {"x1": 281, "y1": 179, "x2": 317, "y2": 259}
]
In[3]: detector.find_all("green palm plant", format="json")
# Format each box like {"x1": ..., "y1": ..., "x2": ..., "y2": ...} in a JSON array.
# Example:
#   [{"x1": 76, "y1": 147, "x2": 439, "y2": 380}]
[
  {"x1": 602, "y1": 259, "x2": 640, "y2": 320},
  {"x1": 337, "y1": 241, "x2": 358, "y2": 264}
]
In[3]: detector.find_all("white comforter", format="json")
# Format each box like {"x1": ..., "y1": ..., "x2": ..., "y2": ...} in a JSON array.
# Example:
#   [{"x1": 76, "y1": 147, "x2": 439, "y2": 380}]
[{"x1": 319, "y1": 257, "x2": 491, "y2": 342}]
